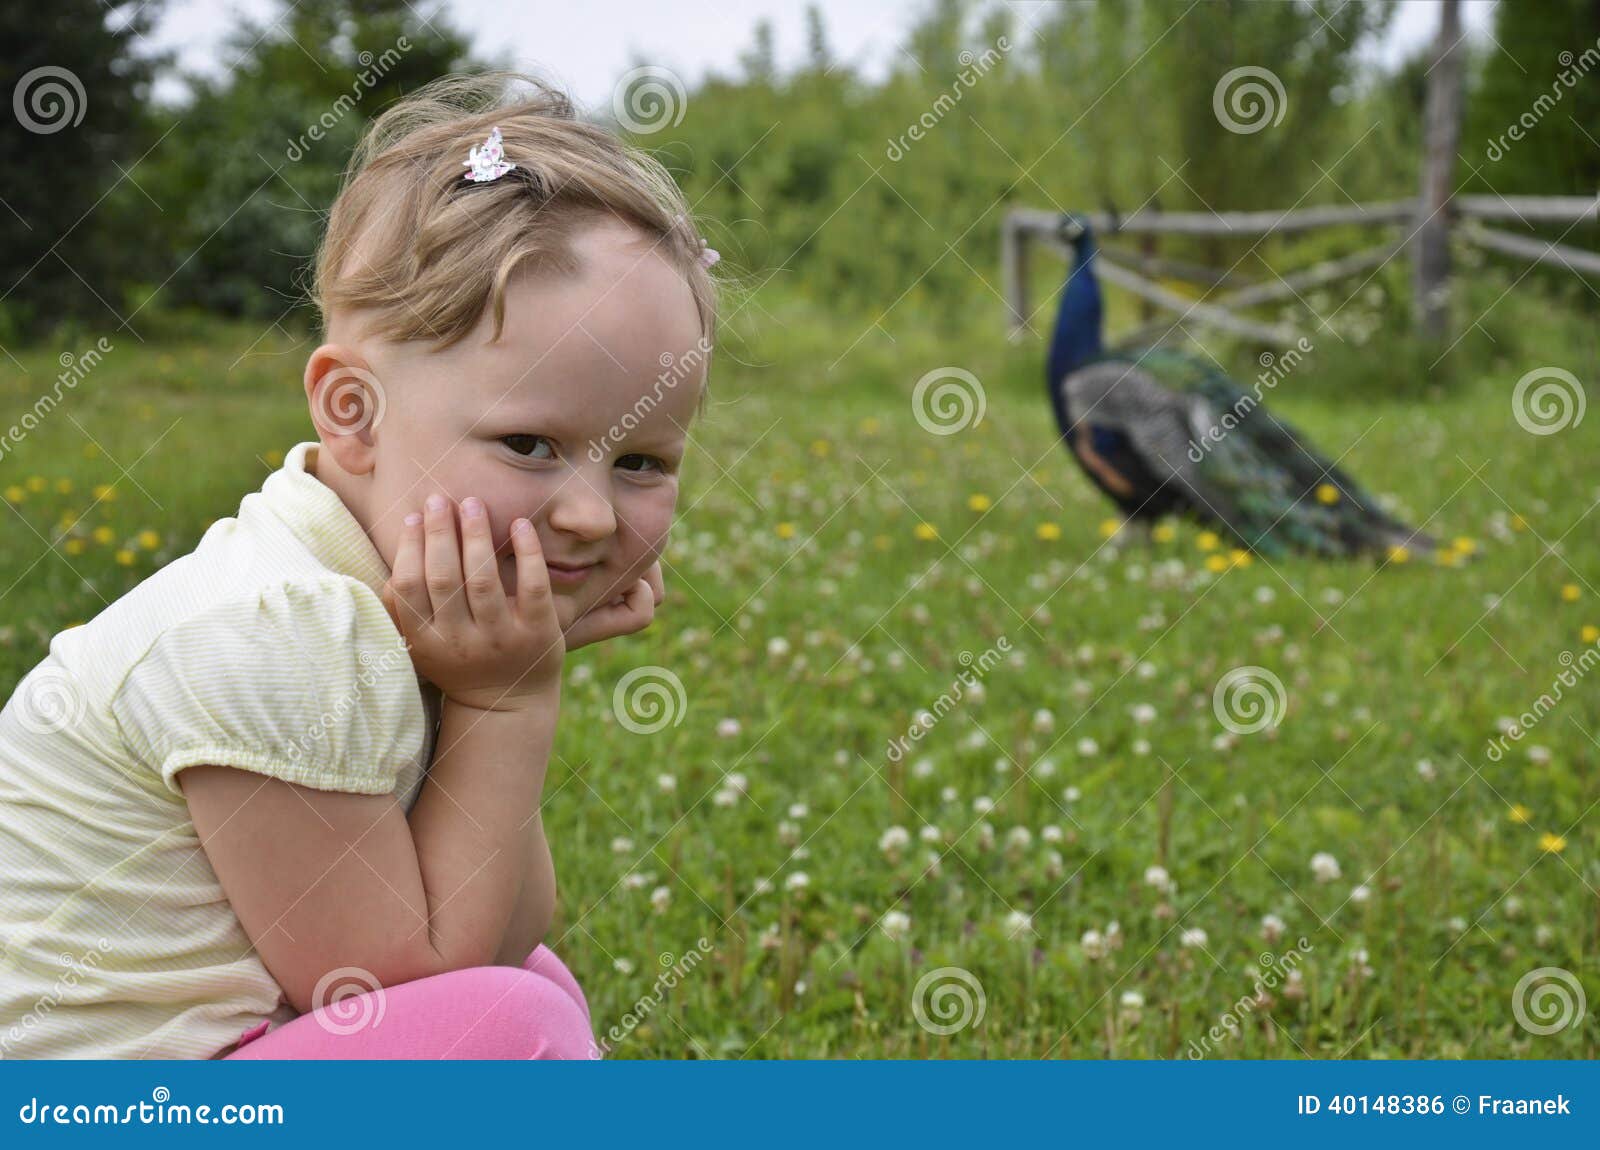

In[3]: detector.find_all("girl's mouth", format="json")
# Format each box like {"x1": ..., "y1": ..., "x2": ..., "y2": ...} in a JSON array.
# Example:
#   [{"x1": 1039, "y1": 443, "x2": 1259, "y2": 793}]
[{"x1": 544, "y1": 560, "x2": 599, "y2": 588}]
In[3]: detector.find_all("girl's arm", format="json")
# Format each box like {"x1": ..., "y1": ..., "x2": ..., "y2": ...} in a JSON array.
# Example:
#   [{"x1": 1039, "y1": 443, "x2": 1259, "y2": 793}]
[{"x1": 494, "y1": 813, "x2": 557, "y2": 965}]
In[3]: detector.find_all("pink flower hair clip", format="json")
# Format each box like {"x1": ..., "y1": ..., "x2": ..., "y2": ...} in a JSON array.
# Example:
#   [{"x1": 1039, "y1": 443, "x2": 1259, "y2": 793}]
[
  {"x1": 462, "y1": 126, "x2": 516, "y2": 183},
  {"x1": 676, "y1": 214, "x2": 719, "y2": 269}
]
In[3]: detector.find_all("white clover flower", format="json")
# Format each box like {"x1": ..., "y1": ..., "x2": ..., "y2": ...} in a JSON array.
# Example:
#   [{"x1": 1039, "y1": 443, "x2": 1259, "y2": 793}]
[
  {"x1": 788, "y1": 802, "x2": 809, "y2": 819},
  {"x1": 1261, "y1": 913, "x2": 1286, "y2": 943},
  {"x1": 1144, "y1": 864, "x2": 1172, "y2": 892},
  {"x1": 1132, "y1": 738, "x2": 1151, "y2": 756},
  {"x1": 657, "y1": 773, "x2": 678, "y2": 793},
  {"x1": 1349, "y1": 883, "x2": 1372, "y2": 904},
  {"x1": 1076, "y1": 737, "x2": 1100, "y2": 757},
  {"x1": 1041, "y1": 824, "x2": 1064, "y2": 845},
  {"x1": 766, "y1": 636, "x2": 791, "y2": 658},
  {"x1": 939, "y1": 785, "x2": 959, "y2": 804},
  {"x1": 623, "y1": 871, "x2": 653, "y2": 890},
  {"x1": 613, "y1": 957, "x2": 635, "y2": 975},
  {"x1": 712, "y1": 788, "x2": 738, "y2": 808},
  {"x1": 975, "y1": 822, "x2": 996, "y2": 852},
  {"x1": 777, "y1": 820, "x2": 801, "y2": 847},
  {"x1": 880, "y1": 910, "x2": 912, "y2": 941},
  {"x1": 1062, "y1": 786, "x2": 1081, "y2": 803},
  {"x1": 1045, "y1": 849, "x2": 1064, "y2": 879},
  {"x1": 1448, "y1": 915, "x2": 1467, "y2": 933},
  {"x1": 1528, "y1": 745, "x2": 1551, "y2": 765},
  {"x1": 1005, "y1": 825, "x2": 1033, "y2": 852},
  {"x1": 1004, "y1": 909, "x2": 1034, "y2": 938},
  {"x1": 1032, "y1": 708, "x2": 1056, "y2": 733},
  {"x1": 650, "y1": 885, "x2": 671, "y2": 913},
  {"x1": 966, "y1": 680, "x2": 987, "y2": 704},
  {"x1": 1310, "y1": 852, "x2": 1342, "y2": 883},
  {"x1": 784, "y1": 871, "x2": 810, "y2": 893},
  {"x1": 751, "y1": 877, "x2": 774, "y2": 896},
  {"x1": 1503, "y1": 896, "x2": 1523, "y2": 919},
  {"x1": 912, "y1": 757, "x2": 935, "y2": 779},
  {"x1": 1179, "y1": 927, "x2": 1208, "y2": 949},
  {"x1": 610, "y1": 836, "x2": 634, "y2": 854},
  {"x1": 1415, "y1": 758, "x2": 1437, "y2": 782},
  {"x1": 963, "y1": 729, "x2": 987, "y2": 750},
  {"x1": 1130, "y1": 703, "x2": 1157, "y2": 725},
  {"x1": 716, "y1": 717, "x2": 742, "y2": 738},
  {"x1": 1081, "y1": 928, "x2": 1107, "y2": 959},
  {"x1": 1034, "y1": 757, "x2": 1057, "y2": 779},
  {"x1": 878, "y1": 825, "x2": 911, "y2": 856},
  {"x1": 918, "y1": 824, "x2": 943, "y2": 844},
  {"x1": 726, "y1": 772, "x2": 750, "y2": 793},
  {"x1": 1535, "y1": 924, "x2": 1554, "y2": 947},
  {"x1": 1120, "y1": 989, "x2": 1145, "y2": 1009},
  {"x1": 972, "y1": 795, "x2": 995, "y2": 815}
]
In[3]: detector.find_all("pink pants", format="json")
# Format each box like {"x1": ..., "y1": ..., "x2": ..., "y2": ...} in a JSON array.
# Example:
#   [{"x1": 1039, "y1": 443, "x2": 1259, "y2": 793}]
[{"x1": 224, "y1": 945, "x2": 596, "y2": 1059}]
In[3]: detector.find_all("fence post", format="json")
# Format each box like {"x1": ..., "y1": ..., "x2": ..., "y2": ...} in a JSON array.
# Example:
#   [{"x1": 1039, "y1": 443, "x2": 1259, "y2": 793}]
[{"x1": 1413, "y1": 0, "x2": 1464, "y2": 341}]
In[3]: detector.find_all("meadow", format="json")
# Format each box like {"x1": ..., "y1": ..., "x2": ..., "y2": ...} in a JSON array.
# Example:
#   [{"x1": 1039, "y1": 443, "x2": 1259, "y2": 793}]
[{"x1": 0, "y1": 263, "x2": 1596, "y2": 1059}]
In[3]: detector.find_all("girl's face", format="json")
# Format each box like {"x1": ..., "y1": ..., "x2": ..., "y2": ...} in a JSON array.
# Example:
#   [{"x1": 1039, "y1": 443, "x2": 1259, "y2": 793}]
[{"x1": 316, "y1": 218, "x2": 707, "y2": 633}]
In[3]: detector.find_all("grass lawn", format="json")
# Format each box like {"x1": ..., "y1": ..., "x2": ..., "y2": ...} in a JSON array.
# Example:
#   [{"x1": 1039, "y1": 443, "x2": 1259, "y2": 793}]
[{"x1": 1, "y1": 275, "x2": 1596, "y2": 1058}]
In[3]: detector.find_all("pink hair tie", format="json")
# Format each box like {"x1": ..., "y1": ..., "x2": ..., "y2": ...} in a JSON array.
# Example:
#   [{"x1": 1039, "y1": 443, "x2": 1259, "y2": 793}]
[
  {"x1": 697, "y1": 244, "x2": 720, "y2": 270},
  {"x1": 463, "y1": 126, "x2": 516, "y2": 183}
]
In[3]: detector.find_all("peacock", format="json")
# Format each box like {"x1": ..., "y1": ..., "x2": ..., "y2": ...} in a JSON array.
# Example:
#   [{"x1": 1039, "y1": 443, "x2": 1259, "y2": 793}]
[{"x1": 1045, "y1": 216, "x2": 1434, "y2": 560}]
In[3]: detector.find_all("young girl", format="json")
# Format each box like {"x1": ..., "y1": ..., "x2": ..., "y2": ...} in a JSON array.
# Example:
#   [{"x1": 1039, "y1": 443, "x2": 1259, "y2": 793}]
[{"x1": 0, "y1": 73, "x2": 716, "y2": 1059}]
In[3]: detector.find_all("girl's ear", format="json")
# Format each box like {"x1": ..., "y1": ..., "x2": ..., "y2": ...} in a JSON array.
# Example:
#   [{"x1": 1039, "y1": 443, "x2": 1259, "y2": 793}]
[{"x1": 303, "y1": 343, "x2": 386, "y2": 475}]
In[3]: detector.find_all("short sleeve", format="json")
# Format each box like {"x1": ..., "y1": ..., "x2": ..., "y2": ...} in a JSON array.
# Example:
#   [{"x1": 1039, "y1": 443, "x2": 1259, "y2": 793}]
[{"x1": 111, "y1": 576, "x2": 427, "y2": 798}]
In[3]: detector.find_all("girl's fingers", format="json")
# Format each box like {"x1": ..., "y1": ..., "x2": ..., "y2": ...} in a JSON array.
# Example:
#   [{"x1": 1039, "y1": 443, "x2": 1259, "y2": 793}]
[
  {"x1": 458, "y1": 496, "x2": 509, "y2": 628},
  {"x1": 386, "y1": 511, "x2": 431, "y2": 634},
  {"x1": 564, "y1": 577, "x2": 655, "y2": 650},
  {"x1": 643, "y1": 560, "x2": 665, "y2": 607},
  {"x1": 422, "y1": 493, "x2": 469, "y2": 627},
  {"x1": 510, "y1": 518, "x2": 555, "y2": 625}
]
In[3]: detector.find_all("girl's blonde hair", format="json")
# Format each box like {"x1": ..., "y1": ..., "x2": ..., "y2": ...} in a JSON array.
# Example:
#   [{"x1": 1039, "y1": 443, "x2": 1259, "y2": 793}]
[{"x1": 313, "y1": 72, "x2": 716, "y2": 351}]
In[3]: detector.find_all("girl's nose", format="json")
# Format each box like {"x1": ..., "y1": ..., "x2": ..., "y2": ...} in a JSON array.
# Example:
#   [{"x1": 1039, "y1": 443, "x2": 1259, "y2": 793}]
[{"x1": 546, "y1": 473, "x2": 617, "y2": 542}]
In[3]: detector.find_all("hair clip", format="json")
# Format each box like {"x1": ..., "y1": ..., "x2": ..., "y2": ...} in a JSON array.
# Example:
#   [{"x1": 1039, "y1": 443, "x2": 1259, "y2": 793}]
[
  {"x1": 462, "y1": 126, "x2": 516, "y2": 183},
  {"x1": 697, "y1": 242, "x2": 720, "y2": 270}
]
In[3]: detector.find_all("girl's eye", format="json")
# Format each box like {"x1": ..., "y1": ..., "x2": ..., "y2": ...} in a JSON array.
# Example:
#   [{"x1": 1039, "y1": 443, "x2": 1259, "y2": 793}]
[
  {"x1": 616, "y1": 453, "x2": 665, "y2": 474},
  {"x1": 502, "y1": 434, "x2": 555, "y2": 460}
]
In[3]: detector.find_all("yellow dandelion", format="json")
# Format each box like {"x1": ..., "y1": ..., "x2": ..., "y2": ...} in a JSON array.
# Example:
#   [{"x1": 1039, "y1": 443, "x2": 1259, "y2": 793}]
[
  {"x1": 1315, "y1": 483, "x2": 1340, "y2": 505},
  {"x1": 967, "y1": 494, "x2": 992, "y2": 513},
  {"x1": 136, "y1": 529, "x2": 160, "y2": 550},
  {"x1": 81, "y1": 443, "x2": 100, "y2": 459},
  {"x1": 1539, "y1": 832, "x2": 1567, "y2": 853},
  {"x1": 1151, "y1": 523, "x2": 1176, "y2": 544},
  {"x1": 91, "y1": 525, "x2": 115, "y2": 545},
  {"x1": 809, "y1": 439, "x2": 831, "y2": 458},
  {"x1": 1508, "y1": 804, "x2": 1531, "y2": 825},
  {"x1": 859, "y1": 418, "x2": 881, "y2": 436},
  {"x1": 3, "y1": 485, "x2": 24, "y2": 503},
  {"x1": 775, "y1": 522, "x2": 797, "y2": 540},
  {"x1": 1560, "y1": 584, "x2": 1580, "y2": 602},
  {"x1": 1510, "y1": 514, "x2": 1527, "y2": 532},
  {"x1": 1035, "y1": 522, "x2": 1062, "y2": 541},
  {"x1": 1098, "y1": 518, "x2": 1121, "y2": 539},
  {"x1": 114, "y1": 549, "x2": 136, "y2": 566},
  {"x1": 54, "y1": 478, "x2": 73, "y2": 494},
  {"x1": 25, "y1": 475, "x2": 46, "y2": 493},
  {"x1": 1451, "y1": 536, "x2": 1476, "y2": 555},
  {"x1": 264, "y1": 448, "x2": 284, "y2": 467},
  {"x1": 1229, "y1": 548, "x2": 1252, "y2": 568},
  {"x1": 1388, "y1": 545, "x2": 1411, "y2": 564},
  {"x1": 914, "y1": 522, "x2": 939, "y2": 542},
  {"x1": 873, "y1": 534, "x2": 891, "y2": 551},
  {"x1": 1581, "y1": 625, "x2": 1599, "y2": 644},
  {"x1": 1196, "y1": 531, "x2": 1220, "y2": 551},
  {"x1": 92, "y1": 483, "x2": 117, "y2": 502},
  {"x1": 1204, "y1": 554, "x2": 1230, "y2": 573},
  {"x1": 63, "y1": 538, "x2": 86, "y2": 556}
]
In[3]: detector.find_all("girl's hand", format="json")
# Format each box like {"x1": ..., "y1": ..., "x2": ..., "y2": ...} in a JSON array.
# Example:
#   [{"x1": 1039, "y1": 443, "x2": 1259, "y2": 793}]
[
  {"x1": 379, "y1": 494, "x2": 563, "y2": 712},
  {"x1": 564, "y1": 560, "x2": 664, "y2": 651}
]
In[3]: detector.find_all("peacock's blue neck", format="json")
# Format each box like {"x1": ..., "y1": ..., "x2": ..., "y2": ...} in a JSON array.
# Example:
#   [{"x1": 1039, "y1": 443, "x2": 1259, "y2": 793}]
[{"x1": 1046, "y1": 232, "x2": 1103, "y2": 390}]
